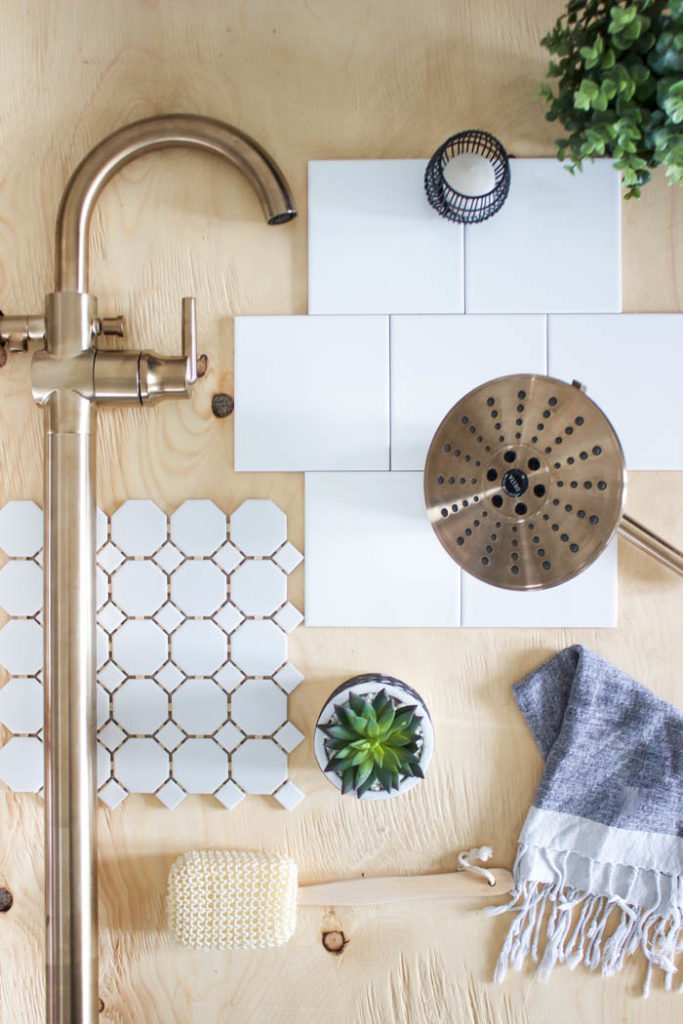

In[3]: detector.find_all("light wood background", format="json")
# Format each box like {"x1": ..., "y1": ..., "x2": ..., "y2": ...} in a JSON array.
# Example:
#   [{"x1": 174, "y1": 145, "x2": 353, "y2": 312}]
[{"x1": 0, "y1": 1, "x2": 681, "y2": 1021}]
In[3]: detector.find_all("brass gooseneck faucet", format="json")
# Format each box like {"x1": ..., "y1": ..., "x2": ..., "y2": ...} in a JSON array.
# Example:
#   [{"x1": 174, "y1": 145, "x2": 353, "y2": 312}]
[{"x1": 0, "y1": 114, "x2": 296, "y2": 1024}]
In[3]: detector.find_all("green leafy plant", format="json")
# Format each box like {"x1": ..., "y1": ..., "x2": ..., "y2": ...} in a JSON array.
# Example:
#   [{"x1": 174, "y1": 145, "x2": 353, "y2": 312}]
[
  {"x1": 319, "y1": 689, "x2": 424, "y2": 798},
  {"x1": 539, "y1": 1, "x2": 683, "y2": 197}
]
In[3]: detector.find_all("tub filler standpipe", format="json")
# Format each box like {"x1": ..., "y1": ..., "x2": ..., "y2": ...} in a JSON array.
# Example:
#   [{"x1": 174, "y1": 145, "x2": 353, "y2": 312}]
[{"x1": 0, "y1": 115, "x2": 296, "y2": 1024}]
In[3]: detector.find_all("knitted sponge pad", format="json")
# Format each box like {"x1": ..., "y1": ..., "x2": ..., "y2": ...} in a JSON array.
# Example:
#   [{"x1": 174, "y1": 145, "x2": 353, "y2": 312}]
[{"x1": 167, "y1": 850, "x2": 299, "y2": 950}]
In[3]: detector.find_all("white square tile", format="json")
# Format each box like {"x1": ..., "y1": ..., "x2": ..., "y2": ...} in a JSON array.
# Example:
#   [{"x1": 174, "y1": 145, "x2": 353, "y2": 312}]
[
  {"x1": 548, "y1": 314, "x2": 683, "y2": 470},
  {"x1": 234, "y1": 316, "x2": 389, "y2": 472},
  {"x1": 274, "y1": 722, "x2": 305, "y2": 753},
  {"x1": 464, "y1": 159, "x2": 621, "y2": 313},
  {"x1": 273, "y1": 602, "x2": 304, "y2": 634},
  {"x1": 308, "y1": 160, "x2": 464, "y2": 314},
  {"x1": 390, "y1": 315, "x2": 548, "y2": 470},
  {"x1": 98, "y1": 779, "x2": 127, "y2": 808},
  {"x1": 155, "y1": 779, "x2": 187, "y2": 809},
  {"x1": 305, "y1": 472, "x2": 460, "y2": 627},
  {"x1": 215, "y1": 779, "x2": 246, "y2": 810},
  {"x1": 214, "y1": 722, "x2": 245, "y2": 752},
  {"x1": 273, "y1": 780, "x2": 305, "y2": 810},
  {"x1": 274, "y1": 663, "x2": 304, "y2": 693},
  {"x1": 273, "y1": 542, "x2": 303, "y2": 574},
  {"x1": 156, "y1": 721, "x2": 185, "y2": 751},
  {"x1": 460, "y1": 538, "x2": 617, "y2": 627},
  {"x1": 98, "y1": 721, "x2": 126, "y2": 751}
]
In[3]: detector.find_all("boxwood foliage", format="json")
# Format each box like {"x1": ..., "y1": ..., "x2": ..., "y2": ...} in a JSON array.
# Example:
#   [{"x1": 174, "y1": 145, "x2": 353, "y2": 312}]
[{"x1": 540, "y1": 1, "x2": 683, "y2": 197}]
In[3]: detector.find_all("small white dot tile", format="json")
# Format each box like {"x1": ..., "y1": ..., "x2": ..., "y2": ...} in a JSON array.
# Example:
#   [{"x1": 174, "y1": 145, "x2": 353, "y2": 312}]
[
  {"x1": 213, "y1": 603, "x2": 244, "y2": 634},
  {"x1": 0, "y1": 678, "x2": 43, "y2": 734},
  {"x1": 155, "y1": 779, "x2": 186, "y2": 809},
  {"x1": 231, "y1": 560, "x2": 287, "y2": 617},
  {"x1": 98, "y1": 721, "x2": 126, "y2": 751},
  {"x1": 155, "y1": 721, "x2": 185, "y2": 751},
  {"x1": 214, "y1": 779, "x2": 246, "y2": 810},
  {"x1": 273, "y1": 602, "x2": 304, "y2": 634},
  {"x1": 231, "y1": 680, "x2": 288, "y2": 735},
  {"x1": 156, "y1": 661, "x2": 185, "y2": 693},
  {"x1": 214, "y1": 542, "x2": 244, "y2": 574},
  {"x1": 153, "y1": 542, "x2": 184, "y2": 574},
  {"x1": 230, "y1": 500, "x2": 288, "y2": 557},
  {"x1": 272, "y1": 780, "x2": 305, "y2": 810},
  {"x1": 111, "y1": 560, "x2": 167, "y2": 617},
  {"x1": 111, "y1": 500, "x2": 167, "y2": 557},
  {"x1": 97, "y1": 661, "x2": 125, "y2": 693},
  {"x1": 273, "y1": 542, "x2": 303, "y2": 574},
  {"x1": 231, "y1": 620, "x2": 287, "y2": 677},
  {"x1": 0, "y1": 501, "x2": 43, "y2": 557},
  {"x1": 172, "y1": 678, "x2": 228, "y2": 735},
  {"x1": 97, "y1": 543, "x2": 125, "y2": 575},
  {"x1": 172, "y1": 739, "x2": 228, "y2": 794},
  {"x1": 214, "y1": 663, "x2": 245, "y2": 692},
  {"x1": 153, "y1": 602, "x2": 184, "y2": 633},
  {"x1": 274, "y1": 663, "x2": 305, "y2": 693},
  {"x1": 97, "y1": 602, "x2": 125, "y2": 635},
  {"x1": 170, "y1": 500, "x2": 227, "y2": 557},
  {"x1": 0, "y1": 560, "x2": 43, "y2": 616},
  {"x1": 98, "y1": 779, "x2": 127, "y2": 808},
  {"x1": 171, "y1": 560, "x2": 227, "y2": 616},
  {"x1": 214, "y1": 722, "x2": 244, "y2": 752},
  {"x1": 274, "y1": 722, "x2": 305, "y2": 753}
]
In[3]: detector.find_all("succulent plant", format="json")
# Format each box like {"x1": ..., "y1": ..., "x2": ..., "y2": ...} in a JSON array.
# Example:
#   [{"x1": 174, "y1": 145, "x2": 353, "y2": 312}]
[
  {"x1": 319, "y1": 689, "x2": 424, "y2": 798},
  {"x1": 539, "y1": 0, "x2": 683, "y2": 197}
]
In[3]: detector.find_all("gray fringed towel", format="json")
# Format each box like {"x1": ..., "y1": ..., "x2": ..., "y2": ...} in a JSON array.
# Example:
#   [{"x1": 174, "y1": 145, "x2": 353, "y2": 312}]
[{"x1": 489, "y1": 645, "x2": 682, "y2": 994}]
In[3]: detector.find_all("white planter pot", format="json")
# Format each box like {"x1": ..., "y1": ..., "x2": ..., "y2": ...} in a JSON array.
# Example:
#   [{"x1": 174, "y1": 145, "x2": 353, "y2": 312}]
[{"x1": 313, "y1": 674, "x2": 434, "y2": 801}]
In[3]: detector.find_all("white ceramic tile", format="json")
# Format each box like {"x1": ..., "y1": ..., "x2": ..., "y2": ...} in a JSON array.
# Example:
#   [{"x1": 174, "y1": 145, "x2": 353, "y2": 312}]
[
  {"x1": 153, "y1": 602, "x2": 184, "y2": 633},
  {"x1": 273, "y1": 602, "x2": 304, "y2": 634},
  {"x1": 548, "y1": 314, "x2": 683, "y2": 470},
  {"x1": 214, "y1": 663, "x2": 245, "y2": 692},
  {"x1": 97, "y1": 661, "x2": 125, "y2": 693},
  {"x1": 172, "y1": 739, "x2": 229, "y2": 793},
  {"x1": 230, "y1": 620, "x2": 287, "y2": 676},
  {"x1": 230, "y1": 500, "x2": 287, "y2": 557},
  {"x1": 308, "y1": 160, "x2": 464, "y2": 314},
  {"x1": 231, "y1": 739, "x2": 287, "y2": 794},
  {"x1": 96, "y1": 684, "x2": 109, "y2": 728},
  {"x1": 231, "y1": 680, "x2": 287, "y2": 735},
  {"x1": 273, "y1": 542, "x2": 303, "y2": 574},
  {"x1": 0, "y1": 736, "x2": 43, "y2": 792},
  {"x1": 305, "y1": 472, "x2": 460, "y2": 627},
  {"x1": 114, "y1": 738, "x2": 169, "y2": 793},
  {"x1": 390, "y1": 314, "x2": 548, "y2": 470},
  {"x1": 96, "y1": 567, "x2": 108, "y2": 610},
  {"x1": 230, "y1": 560, "x2": 286, "y2": 617},
  {"x1": 111, "y1": 560, "x2": 167, "y2": 617},
  {"x1": 155, "y1": 779, "x2": 186, "y2": 809},
  {"x1": 235, "y1": 316, "x2": 390, "y2": 472},
  {"x1": 0, "y1": 619, "x2": 43, "y2": 674},
  {"x1": 153, "y1": 542, "x2": 184, "y2": 574},
  {"x1": 214, "y1": 542, "x2": 244, "y2": 574},
  {"x1": 156, "y1": 722, "x2": 185, "y2": 751},
  {"x1": 98, "y1": 721, "x2": 126, "y2": 751},
  {"x1": 0, "y1": 678, "x2": 43, "y2": 733},
  {"x1": 97, "y1": 543, "x2": 125, "y2": 574},
  {"x1": 0, "y1": 560, "x2": 43, "y2": 616},
  {"x1": 171, "y1": 620, "x2": 227, "y2": 675},
  {"x1": 96, "y1": 507, "x2": 108, "y2": 550},
  {"x1": 273, "y1": 780, "x2": 305, "y2": 810},
  {"x1": 156, "y1": 661, "x2": 184, "y2": 693},
  {"x1": 96, "y1": 626, "x2": 108, "y2": 669},
  {"x1": 461, "y1": 538, "x2": 618, "y2": 627},
  {"x1": 0, "y1": 501, "x2": 43, "y2": 557},
  {"x1": 465, "y1": 159, "x2": 621, "y2": 313},
  {"x1": 213, "y1": 603, "x2": 244, "y2": 634},
  {"x1": 111, "y1": 500, "x2": 167, "y2": 557},
  {"x1": 172, "y1": 679, "x2": 228, "y2": 735},
  {"x1": 112, "y1": 620, "x2": 168, "y2": 676},
  {"x1": 274, "y1": 663, "x2": 304, "y2": 693},
  {"x1": 214, "y1": 722, "x2": 245, "y2": 752},
  {"x1": 171, "y1": 560, "x2": 227, "y2": 616},
  {"x1": 113, "y1": 679, "x2": 169, "y2": 734},
  {"x1": 274, "y1": 722, "x2": 305, "y2": 753},
  {"x1": 170, "y1": 500, "x2": 226, "y2": 557},
  {"x1": 97, "y1": 744, "x2": 111, "y2": 788},
  {"x1": 215, "y1": 779, "x2": 246, "y2": 810},
  {"x1": 98, "y1": 779, "x2": 127, "y2": 808}
]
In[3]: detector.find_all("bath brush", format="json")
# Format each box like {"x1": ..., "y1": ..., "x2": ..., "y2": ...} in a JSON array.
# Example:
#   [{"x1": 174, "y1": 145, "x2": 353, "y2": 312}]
[{"x1": 167, "y1": 848, "x2": 513, "y2": 950}]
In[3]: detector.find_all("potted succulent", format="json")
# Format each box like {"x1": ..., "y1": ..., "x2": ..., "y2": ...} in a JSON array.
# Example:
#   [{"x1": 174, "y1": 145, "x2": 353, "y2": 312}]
[
  {"x1": 539, "y1": 0, "x2": 683, "y2": 197},
  {"x1": 313, "y1": 674, "x2": 434, "y2": 800}
]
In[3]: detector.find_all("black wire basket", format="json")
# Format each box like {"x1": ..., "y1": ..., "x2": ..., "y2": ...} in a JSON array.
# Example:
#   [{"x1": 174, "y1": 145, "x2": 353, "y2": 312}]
[{"x1": 424, "y1": 130, "x2": 511, "y2": 225}]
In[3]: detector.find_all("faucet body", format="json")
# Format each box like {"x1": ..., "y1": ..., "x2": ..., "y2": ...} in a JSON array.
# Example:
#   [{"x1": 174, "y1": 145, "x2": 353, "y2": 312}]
[{"x1": 0, "y1": 114, "x2": 295, "y2": 1024}]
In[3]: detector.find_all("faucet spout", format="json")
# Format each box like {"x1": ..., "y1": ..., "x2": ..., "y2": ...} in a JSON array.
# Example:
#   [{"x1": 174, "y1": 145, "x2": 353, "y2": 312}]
[{"x1": 55, "y1": 113, "x2": 297, "y2": 292}]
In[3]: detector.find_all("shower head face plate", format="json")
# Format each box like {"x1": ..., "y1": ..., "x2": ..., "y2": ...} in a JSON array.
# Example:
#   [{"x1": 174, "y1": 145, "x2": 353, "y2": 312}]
[{"x1": 424, "y1": 375, "x2": 627, "y2": 590}]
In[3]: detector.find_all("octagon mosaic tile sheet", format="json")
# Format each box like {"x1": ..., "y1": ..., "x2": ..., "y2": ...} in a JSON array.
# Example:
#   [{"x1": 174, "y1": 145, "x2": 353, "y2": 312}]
[{"x1": 0, "y1": 500, "x2": 305, "y2": 810}]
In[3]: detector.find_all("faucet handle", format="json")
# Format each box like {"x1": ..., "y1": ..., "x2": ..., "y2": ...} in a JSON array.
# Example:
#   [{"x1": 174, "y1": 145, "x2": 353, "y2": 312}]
[
  {"x1": 0, "y1": 312, "x2": 47, "y2": 355},
  {"x1": 182, "y1": 297, "x2": 197, "y2": 385}
]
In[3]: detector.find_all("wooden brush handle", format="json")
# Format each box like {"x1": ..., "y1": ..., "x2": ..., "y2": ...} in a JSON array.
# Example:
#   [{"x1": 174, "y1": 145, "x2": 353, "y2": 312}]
[{"x1": 297, "y1": 867, "x2": 513, "y2": 906}]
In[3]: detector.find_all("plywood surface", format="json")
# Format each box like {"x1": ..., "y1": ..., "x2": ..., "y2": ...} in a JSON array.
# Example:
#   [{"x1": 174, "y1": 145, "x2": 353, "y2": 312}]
[{"x1": 0, "y1": 1, "x2": 681, "y2": 1021}]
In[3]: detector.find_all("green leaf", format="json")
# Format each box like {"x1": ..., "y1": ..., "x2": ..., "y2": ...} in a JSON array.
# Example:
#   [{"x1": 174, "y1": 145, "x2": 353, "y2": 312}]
[
  {"x1": 355, "y1": 759, "x2": 374, "y2": 788},
  {"x1": 322, "y1": 723, "x2": 357, "y2": 742},
  {"x1": 347, "y1": 693, "x2": 366, "y2": 716},
  {"x1": 377, "y1": 705, "x2": 396, "y2": 732},
  {"x1": 341, "y1": 767, "x2": 355, "y2": 795}
]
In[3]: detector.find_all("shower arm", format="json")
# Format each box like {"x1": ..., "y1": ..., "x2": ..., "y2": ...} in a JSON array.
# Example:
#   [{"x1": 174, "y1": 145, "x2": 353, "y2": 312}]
[{"x1": 0, "y1": 115, "x2": 296, "y2": 1024}]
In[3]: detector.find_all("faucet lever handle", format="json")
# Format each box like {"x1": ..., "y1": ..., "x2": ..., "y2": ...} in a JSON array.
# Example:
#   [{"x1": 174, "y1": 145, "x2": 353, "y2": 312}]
[{"x1": 182, "y1": 297, "x2": 197, "y2": 386}]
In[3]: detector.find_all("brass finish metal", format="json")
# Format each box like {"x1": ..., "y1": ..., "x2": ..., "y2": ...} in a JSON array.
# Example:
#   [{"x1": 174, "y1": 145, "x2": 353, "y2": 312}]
[
  {"x1": 425, "y1": 374, "x2": 683, "y2": 589},
  {"x1": 1, "y1": 114, "x2": 296, "y2": 1024}
]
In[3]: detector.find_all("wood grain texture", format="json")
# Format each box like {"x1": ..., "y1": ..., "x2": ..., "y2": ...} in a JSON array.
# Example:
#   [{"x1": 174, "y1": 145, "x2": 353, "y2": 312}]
[{"x1": 0, "y1": 1, "x2": 680, "y2": 1021}]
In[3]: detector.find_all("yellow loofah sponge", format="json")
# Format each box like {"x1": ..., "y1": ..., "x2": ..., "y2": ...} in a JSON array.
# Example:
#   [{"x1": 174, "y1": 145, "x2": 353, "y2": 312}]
[{"x1": 167, "y1": 849, "x2": 299, "y2": 950}]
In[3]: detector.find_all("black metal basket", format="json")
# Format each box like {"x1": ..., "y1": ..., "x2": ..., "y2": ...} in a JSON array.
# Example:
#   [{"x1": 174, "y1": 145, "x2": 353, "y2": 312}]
[{"x1": 424, "y1": 130, "x2": 510, "y2": 225}]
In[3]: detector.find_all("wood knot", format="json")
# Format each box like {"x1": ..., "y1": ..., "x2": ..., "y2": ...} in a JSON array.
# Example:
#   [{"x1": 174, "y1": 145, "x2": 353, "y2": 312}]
[
  {"x1": 0, "y1": 887, "x2": 13, "y2": 912},
  {"x1": 98, "y1": 997, "x2": 105, "y2": 1013},
  {"x1": 211, "y1": 392, "x2": 234, "y2": 418},
  {"x1": 322, "y1": 929, "x2": 348, "y2": 955}
]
